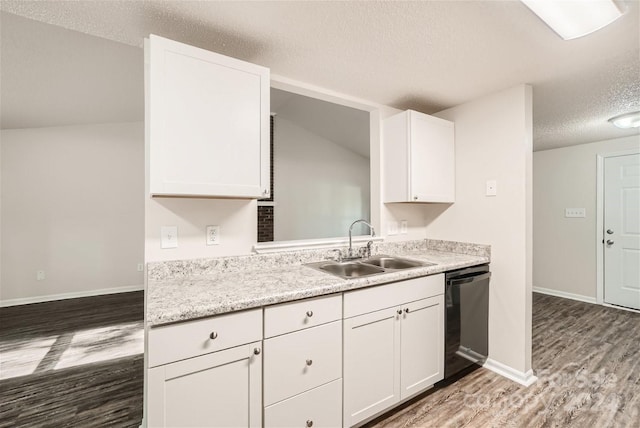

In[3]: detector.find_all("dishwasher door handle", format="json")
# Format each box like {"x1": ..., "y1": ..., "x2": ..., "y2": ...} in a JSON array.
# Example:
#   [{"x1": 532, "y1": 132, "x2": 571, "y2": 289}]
[{"x1": 448, "y1": 272, "x2": 491, "y2": 286}]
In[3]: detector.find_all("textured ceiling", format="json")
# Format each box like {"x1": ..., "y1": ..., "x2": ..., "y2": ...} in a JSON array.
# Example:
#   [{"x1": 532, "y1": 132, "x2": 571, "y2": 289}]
[{"x1": 1, "y1": 0, "x2": 638, "y2": 150}]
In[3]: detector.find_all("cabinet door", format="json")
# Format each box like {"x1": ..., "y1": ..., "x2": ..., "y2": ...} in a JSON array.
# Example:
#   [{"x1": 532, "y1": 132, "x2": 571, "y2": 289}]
[
  {"x1": 147, "y1": 342, "x2": 262, "y2": 428},
  {"x1": 400, "y1": 295, "x2": 444, "y2": 400},
  {"x1": 147, "y1": 34, "x2": 270, "y2": 198},
  {"x1": 343, "y1": 307, "x2": 400, "y2": 427},
  {"x1": 409, "y1": 111, "x2": 455, "y2": 203}
]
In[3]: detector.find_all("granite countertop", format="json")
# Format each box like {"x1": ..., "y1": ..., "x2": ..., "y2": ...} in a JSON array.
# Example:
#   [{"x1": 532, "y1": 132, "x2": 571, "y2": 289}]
[{"x1": 146, "y1": 239, "x2": 490, "y2": 327}]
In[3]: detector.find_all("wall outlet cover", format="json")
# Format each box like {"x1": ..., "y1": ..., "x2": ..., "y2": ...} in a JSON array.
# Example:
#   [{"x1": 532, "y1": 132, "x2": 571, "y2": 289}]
[
  {"x1": 36, "y1": 270, "x2": 45, "y2": 281},
  {"x1": 206, "y1": 225, "x2": 221, "y2": 245},
  {"x1": 400, "y1": 220, "x2": 408, "y2": 234}
]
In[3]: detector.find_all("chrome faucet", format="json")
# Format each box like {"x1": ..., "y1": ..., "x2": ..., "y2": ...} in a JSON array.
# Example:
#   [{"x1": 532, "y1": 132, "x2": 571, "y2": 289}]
[{"x1": 348, "y1": 219, "x2": 375, "y2": 258}]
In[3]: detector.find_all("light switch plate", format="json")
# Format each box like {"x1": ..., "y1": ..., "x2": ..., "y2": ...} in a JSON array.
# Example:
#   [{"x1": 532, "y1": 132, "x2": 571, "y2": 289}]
[
  {"x1": 388, "y1": 221, "x2": 398, "y2": 236},
  {"x1": 565, "y1": 208, "x2": 586, "y2": 218},
  {"x1": 161, "y1": 226, "x2": 178, "y2": 249},
  {"x1": 486, "y1": 180, "x2": 497, "y2": 196},
  {"x1": 206, "y1": 225, "x2": 220, "y2": 245}
]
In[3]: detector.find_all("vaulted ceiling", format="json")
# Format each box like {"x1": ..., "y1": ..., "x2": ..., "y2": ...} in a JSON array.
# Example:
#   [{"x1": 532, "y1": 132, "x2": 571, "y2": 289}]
[{"x1": 1, "y1": 0, "x2": 638, "y2": 151}]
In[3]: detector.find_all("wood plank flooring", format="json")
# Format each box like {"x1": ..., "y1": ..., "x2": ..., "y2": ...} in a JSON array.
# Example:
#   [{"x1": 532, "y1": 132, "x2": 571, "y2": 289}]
[
  {"x1": 0, "y1": 292, "x2": 143, "y2": 428},
  {"x1": 1, "y1": 291, "x2": 638, "y2": 427},
  {"x1": 366, "y1": 293, "x2": 640, "y2": 428}
]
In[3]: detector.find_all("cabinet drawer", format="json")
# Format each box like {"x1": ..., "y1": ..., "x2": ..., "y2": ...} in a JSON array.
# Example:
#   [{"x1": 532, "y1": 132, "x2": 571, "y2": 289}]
[
  {"x1": 148, "y1": 308, "x2": 262, "y2": 367},
  {"x1": 264, "y1": 321, "x2": 342, "y2": 406},
  {"x1": 264, "y1": 379, "x2": 342, "y2": 428},
  {"x1": 343, "y1": 274, "x2": 444, "y2": 318},
  {"x1": 264, "y1": 294, "x2": 342, "y2": 338}
]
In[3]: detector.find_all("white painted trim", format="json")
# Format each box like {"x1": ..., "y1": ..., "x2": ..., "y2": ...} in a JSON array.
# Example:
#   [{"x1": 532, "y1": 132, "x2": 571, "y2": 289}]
[
  {"x1": 257, "y1": 201, "x2": 276, "y2": 207},
  {"x1": 0, "y1": 284, "x2": 144, "y2": 307},
  {"x1": 596, "y1": 148, "x2": 640, "y2": 307},
  {"x1": 253, "y1": 236, "x2": 383, "y2": 254},
  {"x1": 483, "y1": 358, "x2": 538, "y2": 387},
  {"x1": 532, "y1": 286, "x2": 597, "y2": 304},
  {"x1": 603, "y1": 303, "x2": 640, "y2": 314}
]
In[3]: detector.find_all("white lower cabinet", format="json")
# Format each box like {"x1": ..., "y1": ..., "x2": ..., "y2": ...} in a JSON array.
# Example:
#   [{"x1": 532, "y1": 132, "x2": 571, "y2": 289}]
[
  {"x1": 343, "y1": 307, "x2": 401, "y2": 427},
  {"x1": 264, "y1": 379, "x2": 343, "y2": 428},
  {"x1": 146, "y1": 275, "x2": 446, "y2": 428},
  {"x1": 343, "y1": 275, "x2": 445, "y2": 427},
  {"x1": 147, "y1": 341, "x2": 262, "y2": 428}
]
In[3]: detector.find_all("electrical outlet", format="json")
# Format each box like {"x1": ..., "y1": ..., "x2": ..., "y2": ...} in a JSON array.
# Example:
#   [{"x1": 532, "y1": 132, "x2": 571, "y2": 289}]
[
  {"x1": 400, "y1": 220, "x2": 408, "y2": 234},
  {"x1": 565, "y1": 208, "x2": 586, "y2": 218},
  {"x1": 36, "y1": 270, "x2": 45, "y2": 281},
  {"x1": 388, "y1": 221, "x2": 398, "y2": 236},
  {"x1": 137, "y1": 263, "x2": 144, "y2": 272},
  {"x1": 161, "y1": 226, "x2": 178, "y2": 249},
  {"x1": 206, "y1": 225, "x2": 221, "y2": 245}
]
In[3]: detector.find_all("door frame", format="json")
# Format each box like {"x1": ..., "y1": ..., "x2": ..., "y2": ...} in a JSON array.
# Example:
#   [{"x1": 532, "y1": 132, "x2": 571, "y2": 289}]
[{"x1": 595, "y1": 148, "x2": 640, "y2": 311}]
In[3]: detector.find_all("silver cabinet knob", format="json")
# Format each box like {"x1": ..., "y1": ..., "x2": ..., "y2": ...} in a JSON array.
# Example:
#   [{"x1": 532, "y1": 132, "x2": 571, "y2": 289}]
[
  {"x1": 413, "y1": 195, "x2": 418, "y2": 201},
  {"x1": 209, "y1": 332, "x2": 218, "y2": 340},
  {"x1": 306, "y1": 421, "x2": 313, "y2": 427},
  {"x1": 397, "y1": 309, "x2": 402, "y2": 315},
  {"x1": 404, "y1": 308, "x2": 410, "y2": 314},
  {"x1": 607, "y1": 229, "x2": 614, "y2": 235},
  {"x1": 306, "y1": 310, "x2": 313, "y2": 317},
  {"x1": 253, "y1": 347, "x2": 261, "y2": 355},
  {"x1": 606, "y1": 240, "x2": 614, "y2": 245},
  {"x1": 306, "y1": 359, "x2": 313, "y2": 366}
]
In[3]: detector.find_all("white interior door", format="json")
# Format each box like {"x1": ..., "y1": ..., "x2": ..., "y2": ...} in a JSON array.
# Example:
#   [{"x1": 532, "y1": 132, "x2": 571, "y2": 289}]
[{"x1": 604, "y1": 153, "x2": 640, "y2": 310}]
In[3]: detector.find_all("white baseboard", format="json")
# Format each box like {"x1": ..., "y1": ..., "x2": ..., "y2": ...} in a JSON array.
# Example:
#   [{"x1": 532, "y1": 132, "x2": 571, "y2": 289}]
[
  {"x1": 533, "y1": 286, "x2": 597, "y2": 305},
  {"x1": 483, "y1": 358, "x2": 538, "y2": 387},
  {"x1": 0, "y1": 284, "x2": 144, "y2": 307}
]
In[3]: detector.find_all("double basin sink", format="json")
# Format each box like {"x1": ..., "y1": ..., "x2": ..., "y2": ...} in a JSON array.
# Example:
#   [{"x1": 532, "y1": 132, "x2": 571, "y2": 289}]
[{"x1": 306, "y1": 255, "x2": 436, "y2": 279}]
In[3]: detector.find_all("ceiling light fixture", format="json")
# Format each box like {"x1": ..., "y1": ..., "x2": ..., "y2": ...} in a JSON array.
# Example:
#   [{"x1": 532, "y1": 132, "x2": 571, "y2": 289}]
[
  {"x1": 521, "y1": 0, "x2": 624, "y2": 40},
  {"x1": 608, "y1": 111, "x2": 640, "y2": 129}
]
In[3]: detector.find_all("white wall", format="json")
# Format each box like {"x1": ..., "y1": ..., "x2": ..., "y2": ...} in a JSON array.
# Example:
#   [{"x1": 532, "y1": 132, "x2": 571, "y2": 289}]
[
  {"x1": 425, "y1": 85, "x2": 534, "y2": 378},
  {"x1": 533, "y1": 135, "x2": 640, "y2": 301},
  {"x1": 1, "y1": 122, "x2": 144, "y2": 304},
  {"x1": 274, "y1": 117, "x2": 370, "y2": 241}
]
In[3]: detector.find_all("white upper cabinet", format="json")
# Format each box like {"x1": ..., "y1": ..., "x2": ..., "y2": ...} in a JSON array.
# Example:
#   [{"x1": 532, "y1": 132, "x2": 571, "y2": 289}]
[
  {"x1": 383, "y1": 110, "x2": 455, "y2": 203},
  {"x1": 146, "y1": 35, "x2": 270, "y2": 198}
]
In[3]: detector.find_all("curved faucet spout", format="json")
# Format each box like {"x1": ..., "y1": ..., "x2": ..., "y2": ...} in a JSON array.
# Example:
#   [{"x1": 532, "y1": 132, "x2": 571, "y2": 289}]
[{"x1": 348, "y1": 219, "x2": 375, "y2": 258}]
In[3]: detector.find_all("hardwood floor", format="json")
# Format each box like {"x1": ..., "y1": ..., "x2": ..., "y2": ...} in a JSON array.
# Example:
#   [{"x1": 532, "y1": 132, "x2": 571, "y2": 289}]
[
  {"x1": 0, "y1": 292, "x2": 143, "y2": 428},
  {"x1": 367, "y1": 293, "x2": 640, "y2": 428},
  {"x1": 1, "y1": 291, "x2": 638, "y2": 428}
]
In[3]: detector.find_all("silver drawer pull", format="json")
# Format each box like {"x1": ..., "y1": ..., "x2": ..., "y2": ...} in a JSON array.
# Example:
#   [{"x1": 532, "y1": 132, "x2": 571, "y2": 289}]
[
  {"x1": 306, "y1": 310, "x2": 313, "y2": 317},
  {"x1": 306, "y1": 359, "x2": 313, "y2": 366},
  {"x1": 209, "y1": 332, "x2": 218, "y2": 340},
  {"x1": 253, "y1": 347, "x2": 261, "y2": 355},
  {"x1": 404, "y1": 308, "x2": 410, "y2": 313},
  {"x1": 306, "y1": 420, "x2": 313, "y2": 427},
  {"x1": 397, "y1": 309, "x2": 402, "y2": 315}
]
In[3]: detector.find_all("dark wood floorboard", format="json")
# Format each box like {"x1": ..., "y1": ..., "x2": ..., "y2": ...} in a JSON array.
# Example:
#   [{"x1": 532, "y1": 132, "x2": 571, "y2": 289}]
[
  {"x1": 0, "y1": 292, "x2": 143, "y2": 428},
  {"x1": 366, "y1": 293, "x2": 640, "y2": 428}
]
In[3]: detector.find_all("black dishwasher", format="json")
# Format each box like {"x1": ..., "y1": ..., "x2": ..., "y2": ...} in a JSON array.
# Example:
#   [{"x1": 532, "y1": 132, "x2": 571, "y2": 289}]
[{"x1": 443, "y1": 264, "x2": 490, "y2": 380}]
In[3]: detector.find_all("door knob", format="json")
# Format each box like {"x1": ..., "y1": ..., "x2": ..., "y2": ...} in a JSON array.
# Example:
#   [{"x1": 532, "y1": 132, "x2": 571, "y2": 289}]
[
  {"x1": 606, "y1": 240, "x2": 614, "y2": 245},
  {"x1": 606, "y1": 229, "x2": 614, "y2": 234}
]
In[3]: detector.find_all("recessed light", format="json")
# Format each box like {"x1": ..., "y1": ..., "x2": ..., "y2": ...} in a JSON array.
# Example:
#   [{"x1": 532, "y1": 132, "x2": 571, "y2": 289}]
[
  {"x1": 608, "y1": 111, "x2": 640, "y2": 129},
  {"x1": 521, "y1": 0, "x2": 623, "y2": 40}
]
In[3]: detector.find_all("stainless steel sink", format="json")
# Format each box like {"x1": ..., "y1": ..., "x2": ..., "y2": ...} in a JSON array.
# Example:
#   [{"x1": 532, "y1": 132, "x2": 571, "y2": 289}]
[
  {"x1": 305, "y1": 255, "x2": 435, "y2": 279},
  {"x1": 361, "y1": 255, "x2": 436, "y2": 270},
  {"x1": 306, "y1": 261, "x2": 385, "y2": 279}
]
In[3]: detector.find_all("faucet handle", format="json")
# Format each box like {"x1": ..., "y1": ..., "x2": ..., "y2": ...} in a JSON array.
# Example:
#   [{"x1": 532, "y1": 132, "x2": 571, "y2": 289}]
[{"x1": 326, "y1": 249, "x2": 342, "y2": 262}]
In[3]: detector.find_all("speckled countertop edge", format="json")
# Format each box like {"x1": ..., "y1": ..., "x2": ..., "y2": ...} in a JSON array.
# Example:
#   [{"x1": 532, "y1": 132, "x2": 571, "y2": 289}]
[{"x1": 146, "y1": 239, "x2": 490, "y2": 327}]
